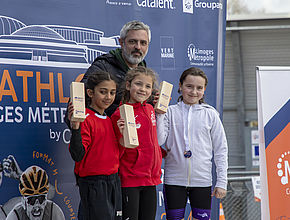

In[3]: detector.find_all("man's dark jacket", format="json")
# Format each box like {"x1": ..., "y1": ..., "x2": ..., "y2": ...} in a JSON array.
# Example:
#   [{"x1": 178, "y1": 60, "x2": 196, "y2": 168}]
[{"x1": 81, "y1": 48, "x2": 146, "y2": 116}]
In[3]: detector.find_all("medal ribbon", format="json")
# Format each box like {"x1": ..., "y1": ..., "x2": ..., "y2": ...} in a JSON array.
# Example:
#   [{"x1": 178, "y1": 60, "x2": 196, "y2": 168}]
[{"x1": 182, "y1": 102, "x2": 192, "y2": 157}]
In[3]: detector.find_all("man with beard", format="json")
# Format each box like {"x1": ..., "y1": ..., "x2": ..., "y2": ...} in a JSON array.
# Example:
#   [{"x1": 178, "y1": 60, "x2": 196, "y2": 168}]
[
  {"x1": 5, "y1": 166, "x2": 64, "y2": 220},
  {"x1": 70, "y1": 20, "x2": 151, "y2": 117}
]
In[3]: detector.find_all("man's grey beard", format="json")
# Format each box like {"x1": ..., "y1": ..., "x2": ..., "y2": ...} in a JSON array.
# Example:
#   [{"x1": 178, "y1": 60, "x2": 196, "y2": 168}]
[{"x1": 122, "y1": 47, "x2": 147, "y2": 65}]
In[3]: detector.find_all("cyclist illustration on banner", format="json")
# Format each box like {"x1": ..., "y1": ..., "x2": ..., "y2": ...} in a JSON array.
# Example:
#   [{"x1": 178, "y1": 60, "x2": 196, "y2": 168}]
[
  {"x1": 0, "y1": 156, "x2": 60, "y2": 220},
  {"x1": 5, "y1": 165, "x2": 65, "y2": 220}
]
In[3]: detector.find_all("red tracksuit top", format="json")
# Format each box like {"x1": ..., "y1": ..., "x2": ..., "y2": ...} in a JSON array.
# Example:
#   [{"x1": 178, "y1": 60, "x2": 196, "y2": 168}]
[
  {"x1": 111, "y1": 102, "x2": 162, "y2": 187},
  {"x1": 72, "y1": 108, "x2": 119, "y2": 177}
]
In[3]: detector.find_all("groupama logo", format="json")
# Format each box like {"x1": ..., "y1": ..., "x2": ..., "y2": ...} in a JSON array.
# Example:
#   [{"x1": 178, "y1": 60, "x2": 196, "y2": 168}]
[{"x1": 183, "y1": 0, "x2": 193, "y2": 14}]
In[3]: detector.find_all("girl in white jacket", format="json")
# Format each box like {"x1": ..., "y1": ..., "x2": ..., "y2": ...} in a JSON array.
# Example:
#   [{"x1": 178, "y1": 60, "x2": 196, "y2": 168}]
[{"x1": 156, "y1": 67, "x2": 228, "y2": 220}]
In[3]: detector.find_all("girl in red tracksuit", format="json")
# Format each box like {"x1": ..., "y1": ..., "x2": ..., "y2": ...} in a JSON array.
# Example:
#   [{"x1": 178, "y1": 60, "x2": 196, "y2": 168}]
[
  {"x1": 68, "y1": 70, "x2": 122, "y2": 220},
  {"x1": 111, "y1": 66, "x2": 162, "y2": 220}
]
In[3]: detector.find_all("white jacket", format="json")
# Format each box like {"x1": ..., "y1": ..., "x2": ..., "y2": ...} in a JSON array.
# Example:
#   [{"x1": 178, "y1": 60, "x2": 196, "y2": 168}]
[{"x1": 156, "y1": 101, "x2": 228, "y2": 190}]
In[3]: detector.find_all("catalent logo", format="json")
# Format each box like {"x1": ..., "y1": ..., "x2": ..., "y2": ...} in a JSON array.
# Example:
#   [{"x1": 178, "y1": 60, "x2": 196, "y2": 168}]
[{"x1": 136, "y1": 0, "x2": 176, "y2": 9}]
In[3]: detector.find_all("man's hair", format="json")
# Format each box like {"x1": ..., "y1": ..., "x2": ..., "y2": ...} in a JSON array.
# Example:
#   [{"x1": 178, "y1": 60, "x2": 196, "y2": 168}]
[{"x1": 120, "y1": 20, "x2": 151, "y2": 42}]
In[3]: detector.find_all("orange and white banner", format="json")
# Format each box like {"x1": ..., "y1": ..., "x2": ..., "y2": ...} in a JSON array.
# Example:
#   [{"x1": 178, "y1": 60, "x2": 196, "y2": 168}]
[{"x1": 256, "y1": 66, "x2": 290, "y2": 220}]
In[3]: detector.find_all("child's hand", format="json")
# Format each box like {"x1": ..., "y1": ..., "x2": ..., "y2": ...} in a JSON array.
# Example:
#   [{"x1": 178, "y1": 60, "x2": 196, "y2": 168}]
[
  {"x1": 153, "y1": 92, "x2": 172, "y2": 115},
  {"x1": 117, "y1": 118, "x2": 125, "y2": 135},
  {"x1": 68, "y1": 101, "x2": 80, "y2": 129},
  {"x1": 160, "y1": 147, "x2": 168, "y2": 158},
  {"x1": 152, "y1": 92, "x2": 159, "y2": 105},
  {"x1": 212, "y1": 187, "x2": 227, "y2": 199},
  {"x1": 71, "y1": 121, "x2": 80, "y2": 130},
  {"x1": 68, "y1": 101, "x2": 74, "y2": 121}
]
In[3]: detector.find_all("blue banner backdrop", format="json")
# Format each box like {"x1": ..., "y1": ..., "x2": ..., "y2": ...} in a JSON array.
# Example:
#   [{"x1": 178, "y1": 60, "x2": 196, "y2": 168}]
[{"x1": 0, "y1": 0, "x2": 227, "y2": 219}]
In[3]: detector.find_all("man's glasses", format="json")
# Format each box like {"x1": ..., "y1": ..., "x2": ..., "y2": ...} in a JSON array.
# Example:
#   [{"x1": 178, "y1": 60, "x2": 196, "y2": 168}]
[{"x1": 24, "y1": 194, "x2": 47, "y2": 205}]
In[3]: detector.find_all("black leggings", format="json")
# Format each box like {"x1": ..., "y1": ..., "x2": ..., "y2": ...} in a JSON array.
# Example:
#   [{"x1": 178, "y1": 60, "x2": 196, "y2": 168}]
[
  {"x1": 122, "y1": 186, "x2": 157, "y2": 220},
  {"x1": 163, "y1": 185, "x2": 212, "y2": 220},
  {"x1": 78, "y1": 173, "x2": 122, "y2": 220}
]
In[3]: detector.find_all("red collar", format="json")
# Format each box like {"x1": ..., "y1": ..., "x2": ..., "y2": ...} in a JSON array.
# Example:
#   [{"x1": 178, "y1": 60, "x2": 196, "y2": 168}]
[{"x1": 119, "y1": 101, "x2": 146, "y2": 109}]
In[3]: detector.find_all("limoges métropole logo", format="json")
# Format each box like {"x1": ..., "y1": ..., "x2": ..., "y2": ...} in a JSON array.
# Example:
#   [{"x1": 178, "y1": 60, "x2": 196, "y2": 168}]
[
  {"x1": 187, "y1": 43, "x2": 214, "y2": 67},
  {"x1": 277, "y1": 151, "x2": 290, "y2": 186}
]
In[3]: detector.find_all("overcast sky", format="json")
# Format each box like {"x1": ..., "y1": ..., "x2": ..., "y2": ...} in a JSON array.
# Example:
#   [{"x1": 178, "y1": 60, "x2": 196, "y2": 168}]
[
  {"x1": 245, "y1": 0, "x2": 290, "y2": 13},
  {"x1": 229, "y1": 0, "x2": 290, "y2": 14}
]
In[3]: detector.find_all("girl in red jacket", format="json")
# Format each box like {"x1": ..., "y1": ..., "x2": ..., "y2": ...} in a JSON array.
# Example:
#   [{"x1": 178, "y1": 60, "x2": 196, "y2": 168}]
[
  {"x1": 68, "y1": 70, "x2": 122, "y2": 220},
  {"x1": 111, "y1": 66, "x2": 162, "y2": 220}
]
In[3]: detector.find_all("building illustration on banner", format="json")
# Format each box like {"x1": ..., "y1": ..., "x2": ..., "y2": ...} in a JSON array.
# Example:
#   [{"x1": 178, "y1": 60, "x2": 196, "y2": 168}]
[{"x1": 0, "y1": 16, "x2": 120, "y2": 65}]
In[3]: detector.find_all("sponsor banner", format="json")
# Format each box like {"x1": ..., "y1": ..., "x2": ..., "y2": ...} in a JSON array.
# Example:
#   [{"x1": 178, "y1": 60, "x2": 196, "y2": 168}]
[
  {"x1": 160, "y1": 36, "x2": 175, "y2": 70},
  {"x1": 0, "y1": 63, "x2": 87, "y2": 219},
  {"x1": 251, "y1": 176, "x2": 261, "y2": 202},
  {"x1": 256, "y1": 66, "x2": 290, "y2": 220},
  {"x1": 0, "y1": 0, "x2": 226, "y2": 219}
]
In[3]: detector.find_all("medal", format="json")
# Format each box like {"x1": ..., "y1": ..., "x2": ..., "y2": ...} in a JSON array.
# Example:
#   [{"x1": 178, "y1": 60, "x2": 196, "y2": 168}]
[
  {"x1": 184, "y1": 150, "x2": 192, "y2": 158},
  {"x1": 182, "y1": 103, "x2": 192, "y2": 159}
]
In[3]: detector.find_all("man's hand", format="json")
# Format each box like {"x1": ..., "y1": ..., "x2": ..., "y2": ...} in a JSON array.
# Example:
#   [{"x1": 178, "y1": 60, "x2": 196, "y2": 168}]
[
  {"x1": 3, "y1": 155, "x2": 23, "y2": 180},
  {"x1": 212, "y1": 187, "x2": 227, "y2": 199},
  {"x1": 152, "y1": 92, "x2": 159, "y2": 106}
]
